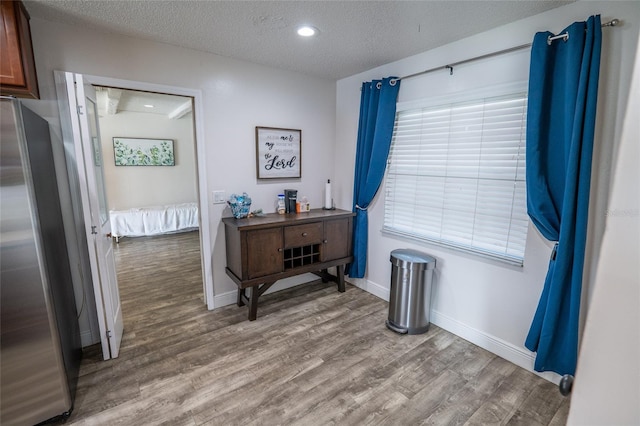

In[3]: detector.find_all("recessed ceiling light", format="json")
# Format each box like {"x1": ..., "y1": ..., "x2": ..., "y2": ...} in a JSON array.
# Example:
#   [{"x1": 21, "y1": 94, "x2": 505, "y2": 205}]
[
  {"x1": 297, "y1": 26, "x2": 317, "y2": 37},
  {"x1": 143, "y1": 104, "x2": 155, "y2": 108}
]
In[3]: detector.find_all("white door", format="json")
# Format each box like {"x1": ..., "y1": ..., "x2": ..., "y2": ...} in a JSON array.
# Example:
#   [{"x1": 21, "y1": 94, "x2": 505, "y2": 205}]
[{"x1": 61, "y1": 72, "x2": 123, "y2": 360}]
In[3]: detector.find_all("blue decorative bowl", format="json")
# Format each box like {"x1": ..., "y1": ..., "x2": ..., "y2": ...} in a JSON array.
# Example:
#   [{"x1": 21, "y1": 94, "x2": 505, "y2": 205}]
[{"x1": 228, "y1": 193, "x2": 252, "y2": 219}]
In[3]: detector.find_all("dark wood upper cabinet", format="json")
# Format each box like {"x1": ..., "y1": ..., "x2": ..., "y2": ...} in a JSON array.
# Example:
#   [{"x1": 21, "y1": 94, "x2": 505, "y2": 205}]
[{"x1": 1, "y1": 0, "x2": 39, "y2": 99}]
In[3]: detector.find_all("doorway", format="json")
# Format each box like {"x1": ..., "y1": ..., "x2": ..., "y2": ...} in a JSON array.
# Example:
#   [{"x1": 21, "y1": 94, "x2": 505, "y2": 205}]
[
  {"x1": 94, "y1": 86, "x2": 205, "y2": 320},
  {"x1": 55, "y1": 72, "x2": 214, "y2": 360},
  {"x1": 83, "y1": 74, "x2": 215, "y2": 312}
]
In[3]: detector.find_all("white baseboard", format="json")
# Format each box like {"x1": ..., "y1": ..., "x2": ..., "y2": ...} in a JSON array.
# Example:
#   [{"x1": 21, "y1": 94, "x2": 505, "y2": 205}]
[
  {"x1": 212, "y1": 273, "x2": 320, "y2": 309},
  {"x1": 354, "y1": 278, "x2": 561, "y2": 384},
  {"x1": 80, "y1": 330, "x2": 98, "y2": 348},
  {"x1": 430, "y1": 310, "x2": 531, "y2": 368},
  {"x1": 349, "y1": 277, "x2": 390, "y2": 301},
  {"x1": 213, "y1": 289, "x2": 238, "y2": 308},
  {"x1": 430, "y1": 310, "x2": 561, "y2": 383}
]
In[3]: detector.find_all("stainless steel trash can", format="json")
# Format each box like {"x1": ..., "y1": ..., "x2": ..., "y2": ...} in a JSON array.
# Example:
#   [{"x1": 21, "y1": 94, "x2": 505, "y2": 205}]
[{"x1": 386, "y1": 249, "x2": 436, "y2": 335}]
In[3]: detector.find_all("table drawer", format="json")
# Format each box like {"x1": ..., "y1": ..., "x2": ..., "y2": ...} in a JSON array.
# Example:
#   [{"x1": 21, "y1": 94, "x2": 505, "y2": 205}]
[{"x1": 284, "y1": 222, "x2": 323, "y2": 248}]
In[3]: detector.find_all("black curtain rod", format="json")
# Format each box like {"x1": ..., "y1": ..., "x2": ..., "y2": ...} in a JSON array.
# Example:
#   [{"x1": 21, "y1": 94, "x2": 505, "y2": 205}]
[{"x1": 393, "y1": 18, "x2": 620, "y2": 82}]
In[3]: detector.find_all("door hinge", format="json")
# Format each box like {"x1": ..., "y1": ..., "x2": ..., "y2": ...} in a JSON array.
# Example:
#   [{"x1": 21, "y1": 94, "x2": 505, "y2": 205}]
[
  {"x1": 106, "y1": 330, "x2": 112, "y2": 339},
  {"x1": 77, "y1": 105, "x2": 84, "y2": 115},
  {"x1": 91, "y1": 225, "x2": 98, "y2": 235}
]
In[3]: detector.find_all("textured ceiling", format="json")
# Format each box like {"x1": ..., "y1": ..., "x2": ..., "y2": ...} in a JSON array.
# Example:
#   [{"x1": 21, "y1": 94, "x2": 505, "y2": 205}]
[{"x1": 24, "y1": 0, "x2": 573, "y2": 80}]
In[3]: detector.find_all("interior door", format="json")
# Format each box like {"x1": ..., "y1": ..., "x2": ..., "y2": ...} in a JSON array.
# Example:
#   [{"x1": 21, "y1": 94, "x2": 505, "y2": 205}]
[{"x1": 62, "y1": 72, "x2": 123, "y2": 359}]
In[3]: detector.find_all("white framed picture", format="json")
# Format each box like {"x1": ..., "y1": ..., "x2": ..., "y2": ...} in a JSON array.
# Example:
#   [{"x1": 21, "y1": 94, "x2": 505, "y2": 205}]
[
  {"x1": 113, "y1": 137, "x2": 175, "y2": 166},
  {"x1": 255, "y1": 127, "x2": 301, "y2": 179}
]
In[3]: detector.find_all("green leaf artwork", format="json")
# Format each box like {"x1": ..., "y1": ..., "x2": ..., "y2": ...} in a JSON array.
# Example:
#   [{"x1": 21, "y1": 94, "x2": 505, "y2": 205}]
[{"x1": 113, "y1": 138, "x2": 175, "y2": 166}]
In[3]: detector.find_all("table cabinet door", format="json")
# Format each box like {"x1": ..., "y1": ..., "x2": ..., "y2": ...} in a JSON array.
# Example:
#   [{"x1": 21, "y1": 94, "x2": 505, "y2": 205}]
[
  {"x1": 323, "y1": 218, "x2": 351, "y2": 261},
  {"x1": 246, "y1": 227, "x2": 283, "y2": 279}
]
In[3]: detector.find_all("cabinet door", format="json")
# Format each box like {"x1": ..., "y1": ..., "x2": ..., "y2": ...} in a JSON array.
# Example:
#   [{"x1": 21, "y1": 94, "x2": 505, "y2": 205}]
[
  {"x1": 246, "y1": 227, "x2": 283, "y2": 279},
  {"x1": 323, "y1": 218, "x2": 352, "y2": 261}
]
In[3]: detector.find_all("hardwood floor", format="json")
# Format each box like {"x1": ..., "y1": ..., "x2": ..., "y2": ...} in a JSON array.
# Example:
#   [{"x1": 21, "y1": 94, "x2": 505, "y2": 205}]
[{"x1": 64, "y1": 231, "x2": 570, "y2": 425}]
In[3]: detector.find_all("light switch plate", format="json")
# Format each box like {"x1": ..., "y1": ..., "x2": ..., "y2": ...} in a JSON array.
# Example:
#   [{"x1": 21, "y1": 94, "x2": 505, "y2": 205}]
[{"x1": 213, "y1": 190, "x2": 226, "y2": 204}]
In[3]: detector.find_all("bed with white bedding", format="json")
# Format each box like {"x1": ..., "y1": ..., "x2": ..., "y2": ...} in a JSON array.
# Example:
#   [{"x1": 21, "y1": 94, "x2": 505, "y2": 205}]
[{"x1": 109, "y1": 202, "x2": 199, "y2": 241}]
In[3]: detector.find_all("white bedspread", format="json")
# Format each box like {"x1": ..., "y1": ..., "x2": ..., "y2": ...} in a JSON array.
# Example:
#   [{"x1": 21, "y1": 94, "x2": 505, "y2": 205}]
[{"x1": 109, "y1": 203, "x2": 199, "y2": 238}]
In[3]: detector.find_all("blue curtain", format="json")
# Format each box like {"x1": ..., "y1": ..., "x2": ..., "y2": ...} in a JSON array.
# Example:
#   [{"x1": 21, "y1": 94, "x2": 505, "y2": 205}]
[
  {"x1": 525, "y1": 15, "x2": 602, "y2": 375},
  {"x1": 347, "y1": 77, "x2": 401, "y2": 278}
]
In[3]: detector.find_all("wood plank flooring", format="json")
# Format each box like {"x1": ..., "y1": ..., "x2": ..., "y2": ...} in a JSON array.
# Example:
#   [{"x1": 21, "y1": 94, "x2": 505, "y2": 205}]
[{"x1": 63, "y1": 231, "x2": 570, "y2": 425}]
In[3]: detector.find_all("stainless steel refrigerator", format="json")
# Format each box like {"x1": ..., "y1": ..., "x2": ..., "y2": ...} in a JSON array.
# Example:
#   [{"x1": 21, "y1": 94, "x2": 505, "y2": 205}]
[{"x1": 1, "y1": 96, "x2": 82, "y2": 424}]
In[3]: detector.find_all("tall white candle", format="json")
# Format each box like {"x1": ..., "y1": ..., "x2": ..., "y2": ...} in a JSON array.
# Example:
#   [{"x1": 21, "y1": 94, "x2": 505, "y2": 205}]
[{"x1": 324, "y1": 179, "x2": 332, "y2": 209}]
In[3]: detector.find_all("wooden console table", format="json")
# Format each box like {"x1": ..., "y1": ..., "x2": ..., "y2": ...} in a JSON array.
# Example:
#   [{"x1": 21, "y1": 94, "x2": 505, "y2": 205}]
[{"x1": 222, "y1": 209, "x2": 354, "y2": 320}]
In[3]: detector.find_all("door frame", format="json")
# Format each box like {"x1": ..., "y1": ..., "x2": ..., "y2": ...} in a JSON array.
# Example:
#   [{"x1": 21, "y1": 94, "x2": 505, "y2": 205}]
[{"x1": 84, "y1": 74, "x2": 215, "y2": 309}]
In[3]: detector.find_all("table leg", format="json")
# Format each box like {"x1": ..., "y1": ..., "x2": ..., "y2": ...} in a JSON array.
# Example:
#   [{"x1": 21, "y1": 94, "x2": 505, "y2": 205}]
[
  {"x1": 237, "y1": 288, "x2": 245, "y2": 307},
  {"x1": 248, "y1": 286, "x2": 258, "y2": 321},
  {"x1": 337, "y1": 264, "x2": 346, "y2": 292}
]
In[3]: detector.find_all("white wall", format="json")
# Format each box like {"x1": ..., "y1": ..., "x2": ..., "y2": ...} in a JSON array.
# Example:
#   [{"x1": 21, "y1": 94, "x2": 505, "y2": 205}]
[
  {"x1": 335, "y1": 1, "x2": 640, "y2": 378},
  {"x1": 567, "y1": 30, "x2": 640, "y2": 425},
  {"x1": 99, "y1": 111, "x2": 198, "y2": 210},
  {"x1": 28, "y1": 17, "x2": 336, "y2": 336}
]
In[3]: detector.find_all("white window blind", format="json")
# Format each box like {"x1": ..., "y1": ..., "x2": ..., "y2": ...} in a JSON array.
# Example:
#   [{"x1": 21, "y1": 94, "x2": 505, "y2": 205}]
[{"x1": 383, "y1": 92, "x2": 529, "y2": 265}]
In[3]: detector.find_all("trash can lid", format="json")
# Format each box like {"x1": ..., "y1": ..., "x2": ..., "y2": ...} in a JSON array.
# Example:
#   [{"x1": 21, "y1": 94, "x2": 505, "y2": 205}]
[{"x1": 390, "y1": 249, "x2": 436, "y2": 270}]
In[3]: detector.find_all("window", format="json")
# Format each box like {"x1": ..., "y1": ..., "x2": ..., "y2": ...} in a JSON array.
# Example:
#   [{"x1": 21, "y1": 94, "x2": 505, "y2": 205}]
[{"x1": 383, "y1": 89, "x2": 529, "y2": 265}]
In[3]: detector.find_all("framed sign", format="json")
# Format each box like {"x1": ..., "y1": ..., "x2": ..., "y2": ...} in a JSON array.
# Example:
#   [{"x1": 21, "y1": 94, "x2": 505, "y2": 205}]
[
  {"x1": 113, "y1": 137, "x2": 175, "y2": 166},
  {"x1": 255, "y1": 127, "x2": 301, "y2": 179}
]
